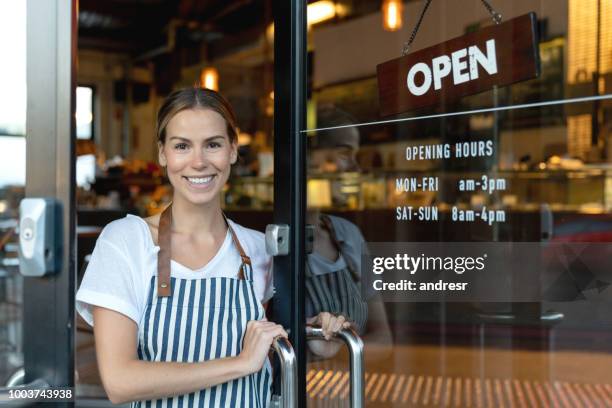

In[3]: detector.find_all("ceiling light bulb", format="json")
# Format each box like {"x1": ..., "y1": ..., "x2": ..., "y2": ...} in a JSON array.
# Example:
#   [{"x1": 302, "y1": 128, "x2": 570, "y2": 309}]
[
  {"x1": 382, "y1": 0, "x2": 403, "y2": 32},
  {"x1": 307, "y1": 1, "x2": 336, "y2": 27},
  {"x1": 200, "y1": 67, "x2": 219, "y2": 91}
]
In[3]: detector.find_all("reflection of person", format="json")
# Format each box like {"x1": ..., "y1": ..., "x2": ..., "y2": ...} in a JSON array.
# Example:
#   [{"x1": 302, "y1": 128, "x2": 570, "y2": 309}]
[
  {"x1": 310, "y1": 106, "x2": 361, "y2": 208},
  {"x1": 75, "y1": 88, "x2": 347, "y2": 406},
  {"x1": 305, "y1": 209, "x2": 393, "y2": 358},
  {"x1": 306, "y1": 106, "x2": 392, "y2": 358}
]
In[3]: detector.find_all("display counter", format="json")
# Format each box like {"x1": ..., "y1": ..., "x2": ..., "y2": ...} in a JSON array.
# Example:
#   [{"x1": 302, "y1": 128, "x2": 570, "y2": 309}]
[{"x1": 224, "y1": 166, "x2": 612, "y2": 212}]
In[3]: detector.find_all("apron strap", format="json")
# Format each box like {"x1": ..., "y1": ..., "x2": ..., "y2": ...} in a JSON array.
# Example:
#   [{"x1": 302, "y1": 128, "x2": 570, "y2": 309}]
[
  {"x1": 223, "y1": 213, "x2": 251, "y2": 281},
  {"x1": 157, "y1": 204, "x2": 252, "y2": 297},
  {"x1": 157, "y1": 203, "x2": 173, "y2": 297}
]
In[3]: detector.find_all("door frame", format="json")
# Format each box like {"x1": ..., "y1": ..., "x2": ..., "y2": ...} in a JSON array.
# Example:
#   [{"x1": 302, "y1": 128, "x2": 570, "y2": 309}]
[
  {"x1": 24, "y1": 0, "x2": 77, "y2": 398},
  {"x1": 272, "y1": 0, "x2": 308, "y2": 406}
]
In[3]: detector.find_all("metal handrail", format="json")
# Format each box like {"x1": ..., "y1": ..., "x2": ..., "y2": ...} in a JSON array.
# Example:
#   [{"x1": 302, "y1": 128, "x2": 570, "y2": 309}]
[
  {"x1": 5, "y1": 368, "x2": 25, "y2": 388},
  {"x1": 270, "y1": 336, "x2": 297, "y2": 408},
  {"x1": 306, "y1": 326, "x2": 364, "y2": 408},
  {"x1": 0, "y1": 368, "x2": 50, "y2": 407}
]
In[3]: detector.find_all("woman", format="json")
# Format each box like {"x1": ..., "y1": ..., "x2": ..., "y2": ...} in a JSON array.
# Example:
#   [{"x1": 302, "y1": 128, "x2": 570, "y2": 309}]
[{"x1": 76, "y1": 87, "x2": 348, "y2": 407}]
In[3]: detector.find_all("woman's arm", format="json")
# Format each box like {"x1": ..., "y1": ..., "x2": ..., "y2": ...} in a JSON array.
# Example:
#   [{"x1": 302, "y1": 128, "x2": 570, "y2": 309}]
[{"x1": 93, "y1": 306, "x2": 286, "y2": 405}]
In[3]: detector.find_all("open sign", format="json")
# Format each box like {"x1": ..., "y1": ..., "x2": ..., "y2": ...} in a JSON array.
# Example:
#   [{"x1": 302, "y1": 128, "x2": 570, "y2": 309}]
[
  {"x1": 377, "y1": 13, "x2": 540, "y2": 116},
  {"x1": 407, "y1": 39, "x2": 498, "y2": 96}
]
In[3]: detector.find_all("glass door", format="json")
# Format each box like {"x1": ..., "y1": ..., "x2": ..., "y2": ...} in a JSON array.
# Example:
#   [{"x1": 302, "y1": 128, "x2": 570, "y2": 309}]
[
  {"x1": 274, "y1": 0, "x2": 612, "y2": 407},
  {"x1": 271, "y1": 1, "x2": 308, "y2": 407},
  {"x1": 0, "y1": 1, "x2": 76, "y2": 405}
]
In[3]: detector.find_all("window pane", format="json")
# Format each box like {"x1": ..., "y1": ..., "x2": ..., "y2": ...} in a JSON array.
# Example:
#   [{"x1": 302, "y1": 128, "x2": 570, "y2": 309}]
[
  {"x1": 76, "y1": 86, "x2": 93, "y2": 139},
  {"x1": 0, "y1": 0, "x2": 26, "y2": 386},
  {"x1": 0, "y1": 1, "x2": 26, "y2": 137},
  {"x1": 305, "y1": 1, "x2": 612, "y2": 406}
]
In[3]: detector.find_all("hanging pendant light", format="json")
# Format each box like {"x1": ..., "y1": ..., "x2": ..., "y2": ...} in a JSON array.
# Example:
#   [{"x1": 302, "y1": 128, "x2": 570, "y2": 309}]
[
  {"x1": 308, "y1": 1, "x2": 336, "y2": 26},
  {"x1": 200, "y1": 67, "x2": 219, "y2": 91},
  {"x1": 382, "y1": 0, "x2": 403, "y2": 31}
]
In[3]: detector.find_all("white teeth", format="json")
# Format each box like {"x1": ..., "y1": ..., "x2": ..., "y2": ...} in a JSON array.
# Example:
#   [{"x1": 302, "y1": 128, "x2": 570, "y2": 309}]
[{"x1": 186, "y1": 176, "x2": 214, "y2": 184}]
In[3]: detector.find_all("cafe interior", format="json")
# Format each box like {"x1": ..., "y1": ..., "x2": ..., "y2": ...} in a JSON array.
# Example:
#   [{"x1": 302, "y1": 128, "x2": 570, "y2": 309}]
[{"x1": 1, "y1": 0, "x2": 611, "y2": 406}]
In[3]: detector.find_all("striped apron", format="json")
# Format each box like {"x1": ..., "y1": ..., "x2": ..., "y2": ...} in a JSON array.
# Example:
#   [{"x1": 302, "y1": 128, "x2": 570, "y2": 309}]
[
  {"x1": 131, "y1": 204, "x2": 272, "y2": 408},
  {"x1": 305, "y1": 215, "x2": 368, "y2": 334}
]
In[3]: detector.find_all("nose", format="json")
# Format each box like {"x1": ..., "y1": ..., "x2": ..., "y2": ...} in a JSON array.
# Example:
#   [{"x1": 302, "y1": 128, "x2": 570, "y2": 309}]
[{"x1": 191, "y1": 147, "x2": 208, "y2": 169}]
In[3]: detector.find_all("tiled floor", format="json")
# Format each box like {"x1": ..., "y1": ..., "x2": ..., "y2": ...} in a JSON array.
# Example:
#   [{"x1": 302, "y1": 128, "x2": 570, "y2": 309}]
[
  {"x1": 305, "y1": 344, "x2": 612, "y2": 407},
  {"x1": 76, "y1": 323, "x2": 612, "y2": 407},
  {"x1": 305, "y1": 369, "x2": 612, "y2": 407}
]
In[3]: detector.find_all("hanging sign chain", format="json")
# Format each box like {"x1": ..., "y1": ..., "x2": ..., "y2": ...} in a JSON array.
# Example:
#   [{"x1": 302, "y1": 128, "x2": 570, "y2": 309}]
[
  {"x1": 401, "y1": 0, "x2": 503, "y2": 56},
  {"x1": 480, "y1": 0, "x2": 503, "y2": 25},
  {"x1": 401, "y1": 0, "x2": 433, "y2": 56}
]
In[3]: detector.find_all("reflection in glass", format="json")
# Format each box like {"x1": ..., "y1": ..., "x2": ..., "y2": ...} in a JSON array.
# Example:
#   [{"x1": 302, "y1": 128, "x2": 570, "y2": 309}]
[
  {"x1": 306, "y1": 106, "x2": 392, "y2": 402},
  {"x1": 306, "y1": 1, "x2": 612, "y2": 406}
]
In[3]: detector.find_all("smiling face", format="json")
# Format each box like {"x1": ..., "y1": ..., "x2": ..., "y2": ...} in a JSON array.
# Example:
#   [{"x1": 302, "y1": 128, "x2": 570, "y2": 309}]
[{"x1": 158, "y1": 108, "x2": 237, "y2": 208}]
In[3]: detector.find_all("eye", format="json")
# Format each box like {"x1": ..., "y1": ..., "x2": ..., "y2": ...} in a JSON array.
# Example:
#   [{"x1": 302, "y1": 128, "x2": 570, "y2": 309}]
[
  {"x1": 208, "y1": 141, "x2": 222, "y2": 149},
  {"x1": 174, "y1": 142, "x2": 189, "y2": 150}
]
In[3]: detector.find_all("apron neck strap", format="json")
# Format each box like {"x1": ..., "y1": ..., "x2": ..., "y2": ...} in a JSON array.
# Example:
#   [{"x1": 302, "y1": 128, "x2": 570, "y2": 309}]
[
  {"x1": 319, "y1": 214, "x2": 360, "y2": 282},
  {"x1": 157, "y1": 203, "x2": 173, "y2": 297},
  {"x1": 222, "y1": 212, "x2": 251, "y2": 280},
  {"x1": 156, "y1": 203, "x2": 251, "y2": 297}
]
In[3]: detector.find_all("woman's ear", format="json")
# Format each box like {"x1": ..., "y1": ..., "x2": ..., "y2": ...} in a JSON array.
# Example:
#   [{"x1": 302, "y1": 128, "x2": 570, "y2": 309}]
[
  {"x1": 230, "y1": 143, "x2": 238, "y2": 164},
  {"x1": 157, "y1": 141, "x2": 167, "y2": 167}
]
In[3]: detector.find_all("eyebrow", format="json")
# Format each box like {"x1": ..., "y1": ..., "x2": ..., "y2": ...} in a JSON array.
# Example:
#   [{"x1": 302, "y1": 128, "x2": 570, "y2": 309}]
[{"x1": 168, "y1": 135, "x2": 226, "y2": 142}]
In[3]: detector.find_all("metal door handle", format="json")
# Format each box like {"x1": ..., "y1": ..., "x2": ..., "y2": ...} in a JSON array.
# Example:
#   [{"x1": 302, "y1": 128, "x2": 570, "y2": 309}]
[
  {"x1": 306, "y1": 326, "x2": 365, "y2": 408},
  {"x1": 1, "y1": 368, "x2": 50, "y2": 407},
  {"x1": 270, "y1": 336, "x2": 297, "y2": 408},
  {"x1": 265, "y1": 224, "x2": 290, "y2": 256}
]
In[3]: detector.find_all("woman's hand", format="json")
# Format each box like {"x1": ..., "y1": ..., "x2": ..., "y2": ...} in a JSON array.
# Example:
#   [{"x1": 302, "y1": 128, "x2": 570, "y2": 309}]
[
  {"x1": 239, "y1": 320, "x2": 288, "y2": 375},
  {"x1": 306, "y1": 312, "x2": 352, "y2": 359},
  {"x1": 307, "y1": 312, "x2": 352, "y2": 340}
]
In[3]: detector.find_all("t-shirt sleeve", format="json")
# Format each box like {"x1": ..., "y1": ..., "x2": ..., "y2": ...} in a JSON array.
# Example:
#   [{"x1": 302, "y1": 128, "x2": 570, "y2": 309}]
[
  {"x1": 76, "y1": 236, "x2": 142, "y2": 327},
  {"x1": 251, "y1": 241, "x2": 275, "y2": 304},
  {"x1": 332, "y1": 216, "x2": 365, "y2": 268},
  {"x1": 332, "y1": 215, "x2": 378, "y2": 298}
]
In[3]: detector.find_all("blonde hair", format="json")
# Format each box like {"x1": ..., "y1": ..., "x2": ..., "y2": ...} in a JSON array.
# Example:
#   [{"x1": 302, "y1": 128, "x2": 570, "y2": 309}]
[{"x1": 156, "y1": 87, "x2": 238, "y2": 145}]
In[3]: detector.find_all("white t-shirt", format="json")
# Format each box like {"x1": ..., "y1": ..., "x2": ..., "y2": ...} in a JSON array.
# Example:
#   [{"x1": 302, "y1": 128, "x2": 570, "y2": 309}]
[{"x1": 76, "y1": 214, "x2": 274, "y2": 327}]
